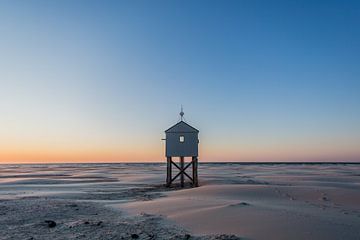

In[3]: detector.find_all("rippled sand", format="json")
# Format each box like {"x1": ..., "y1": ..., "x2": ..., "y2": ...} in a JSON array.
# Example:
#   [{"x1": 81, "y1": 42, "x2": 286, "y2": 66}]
[{"x1": 1, "y1": 163, "x2": 360, "y2": 239}]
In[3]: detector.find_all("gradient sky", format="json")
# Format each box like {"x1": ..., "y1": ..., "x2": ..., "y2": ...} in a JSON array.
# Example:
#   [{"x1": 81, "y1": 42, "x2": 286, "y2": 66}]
[{"x1": 1, "y1": 0, "x2": 360, "y2": 163}]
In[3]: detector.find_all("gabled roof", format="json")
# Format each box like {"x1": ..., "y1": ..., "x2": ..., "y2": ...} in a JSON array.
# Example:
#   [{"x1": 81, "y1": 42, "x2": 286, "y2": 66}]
[{"x1": 165, "y1": 121, "x2": 199, "y2": 133}]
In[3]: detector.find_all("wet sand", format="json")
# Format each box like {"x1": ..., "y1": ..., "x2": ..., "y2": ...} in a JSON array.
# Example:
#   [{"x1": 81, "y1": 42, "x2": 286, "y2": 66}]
[{"x1": 1, "y1": 163, "x2": 360, "y2": 239}]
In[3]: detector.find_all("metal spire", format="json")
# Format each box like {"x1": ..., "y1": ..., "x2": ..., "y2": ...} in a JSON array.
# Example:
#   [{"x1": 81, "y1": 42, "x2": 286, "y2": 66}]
[{"x1": 180, "y1": 105, "x2": 184, "y2": 121}]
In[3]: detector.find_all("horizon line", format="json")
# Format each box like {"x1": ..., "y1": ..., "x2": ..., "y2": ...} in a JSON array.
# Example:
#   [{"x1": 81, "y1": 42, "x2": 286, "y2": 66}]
[{"x1": 1, "y1": 161, "x2": 359, "y2": 165}]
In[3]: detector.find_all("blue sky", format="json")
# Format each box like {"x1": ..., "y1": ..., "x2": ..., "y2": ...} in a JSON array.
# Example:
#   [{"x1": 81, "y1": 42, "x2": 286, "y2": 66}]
[{"x1": 0, "y1": 1, "x2": 359, "y2": 162}]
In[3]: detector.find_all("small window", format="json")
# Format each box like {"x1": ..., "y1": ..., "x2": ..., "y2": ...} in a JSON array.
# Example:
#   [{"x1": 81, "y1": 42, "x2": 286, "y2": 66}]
[{"x1": 179, "y1": 135, "x2": 185, "y2": 143}]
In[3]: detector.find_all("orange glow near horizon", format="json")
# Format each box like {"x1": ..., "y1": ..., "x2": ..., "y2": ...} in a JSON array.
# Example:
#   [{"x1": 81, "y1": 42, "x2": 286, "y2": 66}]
[
  {"x1": 1, "y1": 142, "x2": 360, "y2": 164},
  {"x1": 0, "y1": 148, "x2": 162, "y2": 164},
  {"x1": 0, "y1": 140, "x2": 163, "y2": 164},
  {"x1": 1, "y1": 125, "x2": 360, "y2": 164}
]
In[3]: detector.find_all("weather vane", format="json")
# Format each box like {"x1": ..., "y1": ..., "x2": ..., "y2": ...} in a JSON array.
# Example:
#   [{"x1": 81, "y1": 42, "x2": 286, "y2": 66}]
[{"x1": 180, "y1": 105, "x2": 184, "y2": 121}]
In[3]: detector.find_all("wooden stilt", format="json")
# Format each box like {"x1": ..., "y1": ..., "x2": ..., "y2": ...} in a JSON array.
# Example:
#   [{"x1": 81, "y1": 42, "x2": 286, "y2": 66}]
[
  {"x1": 180, "y1": 156, "x2": 184, "y2": 187},
  {"x1": 192, "y1": 156, "x2": 195, "y2": 187},
  {"x1": 166, "y1": 156, "x2": 198, "y2": 188},
  {"x1": 166, "y1": 157, "x2": 172, "y2": 187},
  {"x1": 192, "y1": 156, "x2": 199, "y2": 187}
]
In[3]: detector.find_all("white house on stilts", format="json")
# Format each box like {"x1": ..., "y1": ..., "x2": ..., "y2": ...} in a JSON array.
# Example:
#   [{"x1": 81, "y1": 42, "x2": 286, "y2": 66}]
[{"x1": 164, "y1": 108, "x2": 199, "y2": 187}]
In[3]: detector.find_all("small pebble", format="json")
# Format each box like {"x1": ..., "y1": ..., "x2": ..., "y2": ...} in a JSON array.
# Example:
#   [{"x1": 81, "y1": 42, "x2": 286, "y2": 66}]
[
  {"x1": 131, "y1": 233, "x2": 139, "y2": 239},
  {"x1": 44, "y1": 220, "x2": 56, "y2": 228}
]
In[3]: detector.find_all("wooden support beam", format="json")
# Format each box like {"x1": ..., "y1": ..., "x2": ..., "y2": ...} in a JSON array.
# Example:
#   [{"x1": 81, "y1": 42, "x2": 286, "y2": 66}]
[
  {"x1": 192, "y1": 156, "x2": 199, "y2": 187},
  {"x1": 170, "y1": 171, "x2": 181, "y2": 183},
  {"x1": 183, "y1": 171, "x2": 193, "y2": 182},
  {"x1": 170, "y1": 160, "x2": 181, "y2": 171},
  {"x1": 166, "y1": 156, "x2": 199, "y2": 188},
  {"x1": 171, "y1": 160, "x2": 192, "y2": 173},
  {"x1": 180, "y1": 156, "x2": 184, "y2": 187},
  {"x1": 169, "y1": 163, "x2": 193, "y2": 184},
  {"x1": 166, "y1": 157, "x2": 172, "y2": 187}
]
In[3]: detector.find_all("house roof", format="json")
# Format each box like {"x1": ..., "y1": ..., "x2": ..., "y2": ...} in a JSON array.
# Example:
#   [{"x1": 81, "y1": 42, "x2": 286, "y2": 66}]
[{"x1": 165, "y1": 121, "x2": 199, "y2": 133}]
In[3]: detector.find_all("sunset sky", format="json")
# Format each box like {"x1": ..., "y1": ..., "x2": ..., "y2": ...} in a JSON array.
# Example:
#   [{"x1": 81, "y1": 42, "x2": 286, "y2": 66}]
[{"x1": 1, "y1": 1, "x2": 359, "y2": 163}]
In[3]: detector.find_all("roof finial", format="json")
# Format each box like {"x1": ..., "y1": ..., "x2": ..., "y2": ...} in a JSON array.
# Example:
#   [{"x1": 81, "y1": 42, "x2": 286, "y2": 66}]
[{"x1": 180, "y1": 105, "x2": 184, "y2": 121}]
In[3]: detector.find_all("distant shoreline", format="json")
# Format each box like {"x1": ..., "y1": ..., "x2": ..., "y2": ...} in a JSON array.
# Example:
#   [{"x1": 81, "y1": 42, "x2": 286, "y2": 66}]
[{"x1": 1, "y1": 161, "x2": 360, "y2": 165}]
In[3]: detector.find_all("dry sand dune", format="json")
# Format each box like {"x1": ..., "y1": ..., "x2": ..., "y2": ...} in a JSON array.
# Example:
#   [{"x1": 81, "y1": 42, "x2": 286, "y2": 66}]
[{"x1": 1, "y1": 163, "x2": 360, "y2": 240}]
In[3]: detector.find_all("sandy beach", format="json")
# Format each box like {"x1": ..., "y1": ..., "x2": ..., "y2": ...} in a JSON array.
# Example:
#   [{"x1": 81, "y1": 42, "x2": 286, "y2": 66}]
[
  {"x1": 2, "y1": 1, "x2": 360, "y2": 239},
  {"x1": 1, "y1": 163, "x2": 360, "y2": 240}
]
